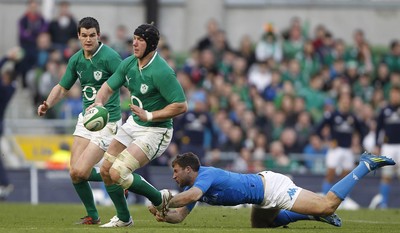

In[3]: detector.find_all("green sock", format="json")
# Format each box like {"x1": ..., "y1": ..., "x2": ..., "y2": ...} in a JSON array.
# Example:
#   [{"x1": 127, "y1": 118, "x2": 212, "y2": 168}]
[
  {"x1": 128, "y1": 173, "x2": 162, "y2": 206},
  {"x1": 88, "y1": 168, "x2": 102, "y2": 182},
  {"x1": 73, "y1": 181, "x2": 99, "y2": 220},
  {"x1": 105, "y1": 184, "x2": 130, "y2": 222}
]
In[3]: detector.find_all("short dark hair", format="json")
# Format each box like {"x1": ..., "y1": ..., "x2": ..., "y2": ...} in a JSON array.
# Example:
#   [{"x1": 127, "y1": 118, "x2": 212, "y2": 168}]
[
  {"x1": 391, "y1": 40, "x2": 399, "y2": 50},
  {"x1": 78, "y1": 17, "x2": 100, "y2": 34},
  {"x1": 171, "y1": 152, "x2": 200, "y2": 172}
]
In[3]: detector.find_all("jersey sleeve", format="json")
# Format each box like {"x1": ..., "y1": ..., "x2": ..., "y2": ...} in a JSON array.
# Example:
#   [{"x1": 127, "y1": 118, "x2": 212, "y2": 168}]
[
  {"x1": 192, "y1": 170, "x2": 214, "y2": 194},
  {"x1": 59, "y1": 55, "x2": 78, "y2": 90},
  {"x1": 107, "y1": 59, "x2": 128, "y2": 91},
  {"x1": 154, "y1": 68, "x2": 186, "y2": 104}
]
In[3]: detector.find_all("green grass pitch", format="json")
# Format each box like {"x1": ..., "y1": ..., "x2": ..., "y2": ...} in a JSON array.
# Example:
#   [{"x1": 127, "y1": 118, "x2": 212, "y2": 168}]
[{"x1": 0, "y1": 203, "x2": 399, "y2": 233}]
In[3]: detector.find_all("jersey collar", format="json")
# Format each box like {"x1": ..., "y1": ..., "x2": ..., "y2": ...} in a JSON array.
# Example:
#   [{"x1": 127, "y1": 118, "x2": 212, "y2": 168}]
[
  {"x1": 92, "y1": 42, "x2": 104, "y2": 58},
  {"x1": 141, "y1": 51, "x2": 157, "y2": 70}
]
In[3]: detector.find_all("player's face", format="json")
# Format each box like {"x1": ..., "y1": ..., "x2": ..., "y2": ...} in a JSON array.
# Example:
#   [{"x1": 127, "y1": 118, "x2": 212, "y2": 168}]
[
  {"x1": 390, "y1": 89, "x2": 400, "y2": 105},
  {"x1": 172, "y1": 164, "x2": 191, "y2": 188},
  {"x1": 132, "y1": 35, "x2": 147, "y2": 58},
  {"x1": 78, "y1": 28, "x2": 100, "y2": 54},
  {"x1": 339, "y1": 94, "x2": 351, "y2": 113}
]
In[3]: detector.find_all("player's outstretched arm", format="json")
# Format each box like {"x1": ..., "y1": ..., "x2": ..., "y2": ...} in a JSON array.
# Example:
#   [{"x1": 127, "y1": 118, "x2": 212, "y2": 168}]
[
  {"x1": 38, "y1": 84, "x2": 68, "y2": 116},
  {"x1": 168, "y1": 187, "x2": 203, "y2": 208},
  {"x1": 148, "y1": 205, "x2": 190, "y2": 224}
]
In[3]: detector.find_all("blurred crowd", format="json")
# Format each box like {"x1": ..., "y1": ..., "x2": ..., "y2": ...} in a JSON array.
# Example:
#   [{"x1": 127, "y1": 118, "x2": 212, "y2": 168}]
[
  {"x1": 160, "y1": 17, "x2": 398, "y2": 175},
  {"x1": 2, "y1": 0, "x2": 400, "y2": 174}
]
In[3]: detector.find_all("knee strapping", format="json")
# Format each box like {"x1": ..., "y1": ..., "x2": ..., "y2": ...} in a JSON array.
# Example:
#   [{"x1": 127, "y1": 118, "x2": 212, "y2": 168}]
[
  {"x1": 104, "y1": 152, "x2": 117, "y2": 163},
  {"x1": 111, "y1": 150, "x2": 141, "y2": 189}
]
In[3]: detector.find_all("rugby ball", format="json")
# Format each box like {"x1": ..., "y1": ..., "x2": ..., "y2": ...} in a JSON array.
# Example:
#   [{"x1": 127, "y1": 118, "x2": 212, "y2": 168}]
[{"x1": 83, "y1": 106, "x2": 109, "y2": 131}]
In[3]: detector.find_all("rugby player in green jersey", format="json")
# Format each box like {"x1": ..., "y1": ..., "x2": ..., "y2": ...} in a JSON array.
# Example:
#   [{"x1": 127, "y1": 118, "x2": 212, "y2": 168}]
[
  {"x1": 38, "y1": 17, "x2": 122, "y2": 225},
  {"x1": 89, "y1": 23, "x2": 187, "y2": 227}
]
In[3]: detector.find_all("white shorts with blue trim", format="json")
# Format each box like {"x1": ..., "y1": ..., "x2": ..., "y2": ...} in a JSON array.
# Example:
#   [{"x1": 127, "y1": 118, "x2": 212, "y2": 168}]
[{"x1": 255, "y1": 171, "x2": 302, "y2": 210}]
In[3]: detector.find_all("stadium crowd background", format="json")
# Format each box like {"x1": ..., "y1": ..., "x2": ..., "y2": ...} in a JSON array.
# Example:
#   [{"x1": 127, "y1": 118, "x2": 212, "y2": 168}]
[{"x1": 1, "y1": 0, "x2": 399, "y2": 176}]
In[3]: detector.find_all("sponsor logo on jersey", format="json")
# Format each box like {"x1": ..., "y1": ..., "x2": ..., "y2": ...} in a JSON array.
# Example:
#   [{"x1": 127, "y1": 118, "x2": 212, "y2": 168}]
[
  {"x1": 94, "y1": 71, "x2": 102, "y2": 81},
  {"x1": 201, "y1": 193, "x2": 219, "y2": 204},
  {"x1": 77, "y1": 71, "x2": 83, "y2": 79},
  {"x1": 140, "y1": 84, "x2": 149, "y2": 94},
  {"x1": 125, "y1": 75, "x2": 132, "y2": 85},
  {"x1": 287, "y1": 188, "x2": 298, "y2": 200}
]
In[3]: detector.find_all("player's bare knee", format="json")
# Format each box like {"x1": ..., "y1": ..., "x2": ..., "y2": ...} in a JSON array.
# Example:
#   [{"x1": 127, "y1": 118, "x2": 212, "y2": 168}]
[
  {"x1": 69, "y1": 168, "x2": 78, "y2": 180},
  {"x1": 69, "y1": 167, "x2": 89, "y2": 181}
]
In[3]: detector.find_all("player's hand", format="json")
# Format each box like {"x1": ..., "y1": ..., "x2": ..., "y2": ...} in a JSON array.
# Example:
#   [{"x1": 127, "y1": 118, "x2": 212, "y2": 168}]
[
  {"x1": 86, "y1": 102, "x2": 103, "y2": 113},
  {"x1": 148, "y1": 205, "x2": 157, "y2": 216},
  {"x1": 148, "y1": 205, "x2": 167, "y2": 222},
  {"x1": 129, "y1": 104, "x2": 149, "y2": 121},
  {"x1": 155, "y1": 211, "x2": 167, "y2": 222},
  {"x1": 37, "y1": 101, "x2": 49, "y2": 116}
]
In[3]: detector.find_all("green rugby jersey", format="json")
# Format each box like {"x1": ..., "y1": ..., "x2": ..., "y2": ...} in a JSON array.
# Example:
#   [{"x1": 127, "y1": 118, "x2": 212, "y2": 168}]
[
  {"x1": 107, "y1": 52, "x2": 186, "y2": 128},
  {"x1": 59, "y1": 42, "x2": 122, "y2": 122}
]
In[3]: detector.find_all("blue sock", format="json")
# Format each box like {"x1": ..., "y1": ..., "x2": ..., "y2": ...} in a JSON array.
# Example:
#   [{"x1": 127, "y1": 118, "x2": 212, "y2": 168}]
[
  {"x1": 330, "y1": 162, "x2": 370, "y2": 200},
  {"x1": 322, "y1": 181, "x2": 333, "y2": 194},
  {"x1": 273, "y1": 210, "x2": 311, "y2": 227},
  {"x1": 380, "y1": 183, "x2": 390, "y2": 206}
]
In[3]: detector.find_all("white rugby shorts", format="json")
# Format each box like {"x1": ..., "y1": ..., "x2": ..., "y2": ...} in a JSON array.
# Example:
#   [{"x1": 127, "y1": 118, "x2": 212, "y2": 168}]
[
  {"x1": 380, "y1": 144, "x2": 400, "y2": 177},
  {"x1": 73, "y1": 112, "x2": 121, "y2": 151},
  {"x1": 114, "y1": 115, "x2": 173, "y2": 161},
  {"x1": 325, "y1": 147, "x2": 354, "y2": 170},
  {"x1": 255, "y1": 171, "x2": 302, "y2": 210}
]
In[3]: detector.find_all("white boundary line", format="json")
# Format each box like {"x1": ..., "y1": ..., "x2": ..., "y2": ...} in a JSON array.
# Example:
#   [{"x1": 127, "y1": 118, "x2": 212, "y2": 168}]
[{"x1": 346, "y1": 220, "x2": 400, "y2": 225}]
